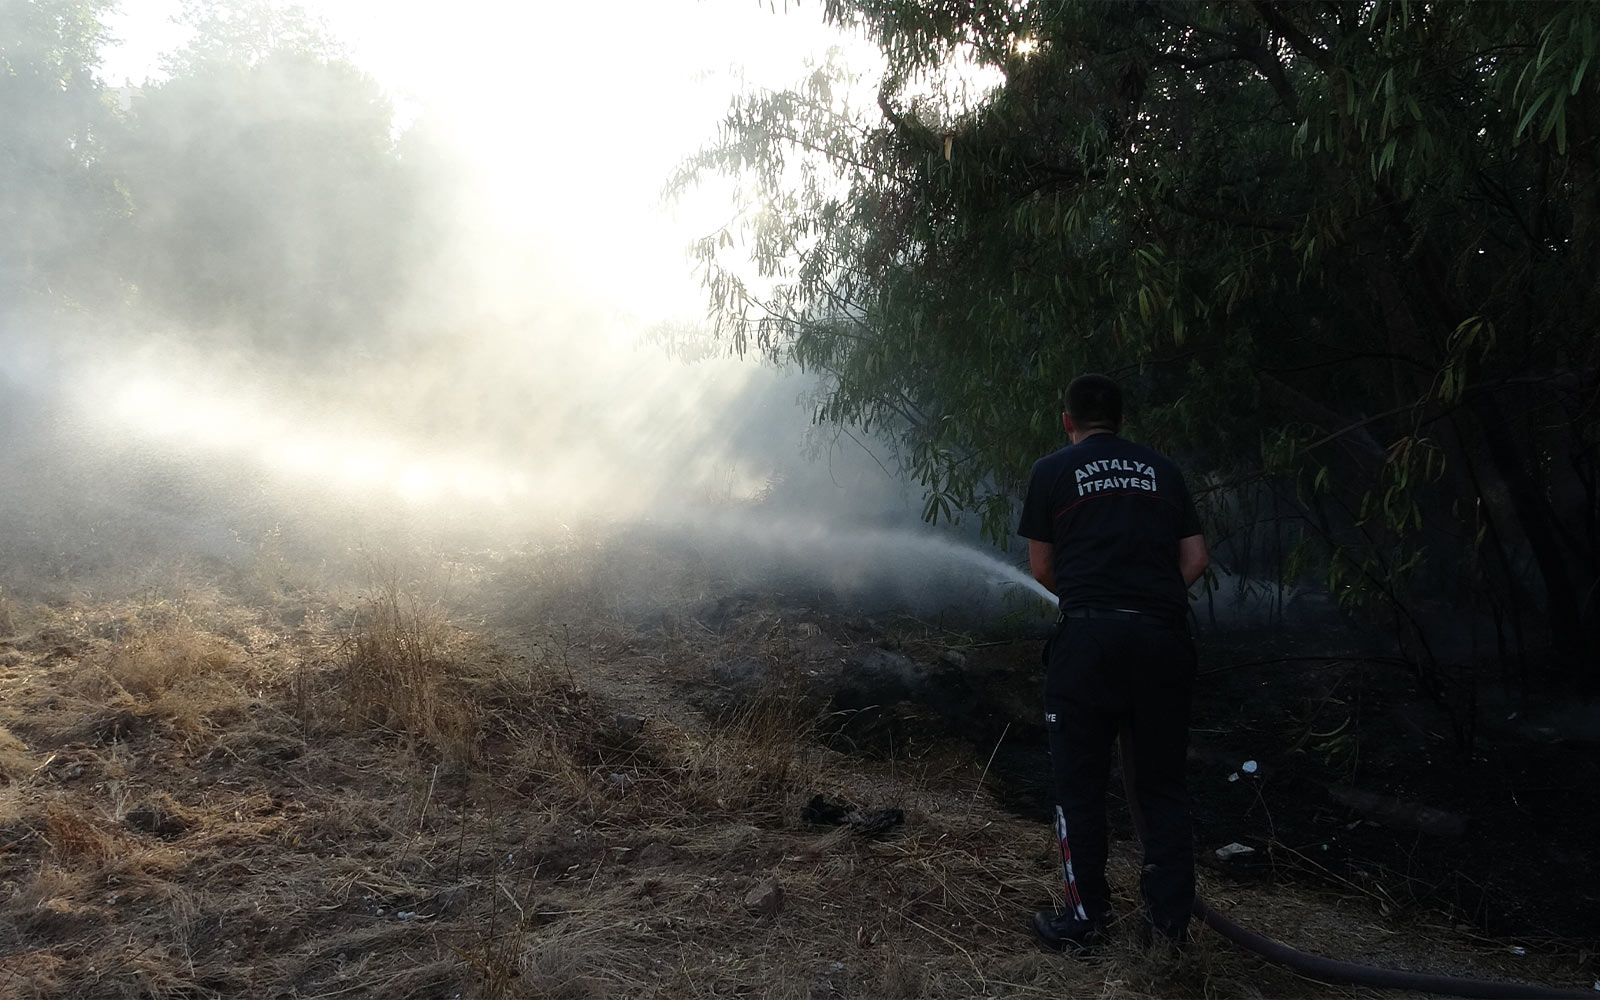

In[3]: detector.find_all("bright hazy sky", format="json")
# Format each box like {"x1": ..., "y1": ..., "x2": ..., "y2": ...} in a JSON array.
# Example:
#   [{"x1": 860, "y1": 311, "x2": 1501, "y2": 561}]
[
  {"x1": 80, "y1": 2, "x2": 889, "y2": 514},
  {"x1": 99, "y1": 0, "x2": 877, "y2": 325}
]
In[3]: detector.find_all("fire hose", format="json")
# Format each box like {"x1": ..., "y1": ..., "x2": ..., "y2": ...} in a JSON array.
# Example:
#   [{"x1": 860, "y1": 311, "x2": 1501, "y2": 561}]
[{"x1": 1114, "y1": 727, "x2": 1595, "y2": 998}]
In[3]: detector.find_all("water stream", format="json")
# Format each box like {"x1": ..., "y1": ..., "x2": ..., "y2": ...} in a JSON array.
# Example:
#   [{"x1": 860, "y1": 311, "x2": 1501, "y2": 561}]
[
  {"x1": 961, "y1": 555, "x2": 1056, "y2": 607},
  {"x1": 918, "y1": 536, "x2": 1058, "y2": 608}
]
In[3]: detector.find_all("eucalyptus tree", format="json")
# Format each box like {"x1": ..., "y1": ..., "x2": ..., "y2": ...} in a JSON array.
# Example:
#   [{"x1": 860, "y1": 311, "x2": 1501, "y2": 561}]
[{"x1": 677, "y1": 1, "x2": 1598, "y2": 690}]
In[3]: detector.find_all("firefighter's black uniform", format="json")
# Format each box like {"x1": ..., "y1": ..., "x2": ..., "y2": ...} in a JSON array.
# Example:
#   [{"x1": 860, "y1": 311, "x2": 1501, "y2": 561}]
[{"x1": 1018, "y1": 430, "x2": 1202, "y2": 946}]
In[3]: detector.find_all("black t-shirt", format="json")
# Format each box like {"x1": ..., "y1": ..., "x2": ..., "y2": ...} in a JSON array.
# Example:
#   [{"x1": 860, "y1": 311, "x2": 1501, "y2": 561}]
[{"x1": 1018, "y1": 432, "x2": 1202, "y2": 619}]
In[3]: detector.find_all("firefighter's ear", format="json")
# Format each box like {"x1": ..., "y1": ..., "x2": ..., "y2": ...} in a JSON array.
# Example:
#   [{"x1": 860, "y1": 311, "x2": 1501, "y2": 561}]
[{"x1": 1061, "y1": 411, "x2": 1074, "y2": 437}]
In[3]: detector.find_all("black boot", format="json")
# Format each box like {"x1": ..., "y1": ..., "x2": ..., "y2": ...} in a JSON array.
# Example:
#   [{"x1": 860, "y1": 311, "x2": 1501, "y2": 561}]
[
  {"x1": 1138, "y1": 917, "x2": 1193, "y2": 956},
  {"x1": 1031, "y1": 909, "x2": 1108, "y2": 953}
]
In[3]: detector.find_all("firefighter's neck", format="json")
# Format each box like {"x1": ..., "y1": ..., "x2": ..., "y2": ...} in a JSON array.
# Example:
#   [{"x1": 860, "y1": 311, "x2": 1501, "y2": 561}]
[{"x1": 1062, "y1": 413, "x2": 1118, "y2": 446}]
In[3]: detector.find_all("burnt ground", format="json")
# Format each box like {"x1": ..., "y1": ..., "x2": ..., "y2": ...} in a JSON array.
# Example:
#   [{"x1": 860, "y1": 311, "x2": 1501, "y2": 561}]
[
  {"x1": 1183, "y1": 630, "x2": 1600, "y2": 947},
  {"x1": 500, "y1": 564, "x2": 1600, "y2": 989},
  {"x1": 751, "y1": 605, "x2": 1600, "y2": 950}
]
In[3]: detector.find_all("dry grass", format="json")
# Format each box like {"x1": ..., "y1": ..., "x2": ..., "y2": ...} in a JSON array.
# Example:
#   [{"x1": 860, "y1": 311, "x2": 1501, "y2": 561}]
[
  {"x1": 104, "y1": 617, "x2": 234, "y2": 698},
  {"x1": 339, "y1": 573, "x2": 482, "y2": 763},
  {"x1": 0, "y1": 551, "x2": 1589, "y2": 1000},
  {"x1": 0, "y1": 728, "x2": 31, "y2": 785}
]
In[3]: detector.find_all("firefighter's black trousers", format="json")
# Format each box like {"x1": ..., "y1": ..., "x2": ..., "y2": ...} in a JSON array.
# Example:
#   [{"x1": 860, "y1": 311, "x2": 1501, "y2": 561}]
[{"x1": 1043, "y1": 616, "x2": 1197, "y2": 937}]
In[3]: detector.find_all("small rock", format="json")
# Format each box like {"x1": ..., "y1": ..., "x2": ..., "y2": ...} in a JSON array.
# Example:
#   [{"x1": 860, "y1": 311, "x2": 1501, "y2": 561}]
[
  {"x1": 801, "y1": 794, "x2": 904, "y2": 836},
  {"x1": 1215, "y1": 842, "x2": 1255, "y2": 860},
  {"x1": 937, "y1": 649, "x2": 968, "y2": 668},
  {"x1": 845, "y1": 807, "x2": 904, "y2": 835},
  {"x1": 743, "y1": 879, "x2": 783, "y2": 918},
  {"x1": 615, "y1": 713, "x2": 646, "y2": 737}
]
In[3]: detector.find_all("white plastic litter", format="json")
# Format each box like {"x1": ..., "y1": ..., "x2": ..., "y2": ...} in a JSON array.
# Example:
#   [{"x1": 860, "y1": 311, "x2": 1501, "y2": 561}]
[
  {"x1": 1215, "y1": 842, "x2": 1255, "y2": 860},
  {"x1": 1227, "y1": 772, "x2": 1240, "y2": 783},
  {"x1": 1508, "y1": 946, "x2": 1527, "y2": 956},
  {"x1": 1241, "y1": 760, "x2": 1258, "y2": 774}
]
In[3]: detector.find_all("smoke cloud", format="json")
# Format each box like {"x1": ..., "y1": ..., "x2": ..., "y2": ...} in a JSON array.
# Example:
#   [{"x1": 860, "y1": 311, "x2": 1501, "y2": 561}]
[{"x1": 0, "y1": 0, "x2": 1054, "y2": 625}]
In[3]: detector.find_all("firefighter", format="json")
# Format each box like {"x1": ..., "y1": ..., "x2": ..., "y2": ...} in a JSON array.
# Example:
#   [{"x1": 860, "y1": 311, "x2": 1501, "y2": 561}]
[{"x1": 1017, "y1": 373, "x2": 1209, "y2": 952}]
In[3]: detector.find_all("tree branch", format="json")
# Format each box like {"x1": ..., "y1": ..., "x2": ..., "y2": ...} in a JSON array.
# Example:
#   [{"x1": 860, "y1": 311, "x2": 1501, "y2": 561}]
[{"x1": 1249, "y1": 1, "x2": 1336, "y2": 75}]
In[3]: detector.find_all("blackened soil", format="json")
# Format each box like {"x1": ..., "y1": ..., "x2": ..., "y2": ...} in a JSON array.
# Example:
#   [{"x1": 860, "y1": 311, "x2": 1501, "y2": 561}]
[
  {"x1": 687, "y1": 597, "x2": 1598, "y2": 946},
  {"x1": 973, "y1": 628, "x2": 1600, "y2": 947},
  {"x1": 1184, "y1": 629, "x2": 1600, "y2": 946}
]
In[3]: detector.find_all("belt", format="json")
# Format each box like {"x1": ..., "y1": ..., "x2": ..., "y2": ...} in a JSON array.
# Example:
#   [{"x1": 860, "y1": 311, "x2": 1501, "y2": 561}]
[{"x1": 1058, "y1": 607, "x2": 1178, "y2": 628}]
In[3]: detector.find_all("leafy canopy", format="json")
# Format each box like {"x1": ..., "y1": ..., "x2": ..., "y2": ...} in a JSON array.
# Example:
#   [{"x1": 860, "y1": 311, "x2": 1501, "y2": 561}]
[{"x1": 678, "y1": 0, "x2": 1599, "y2": 668}]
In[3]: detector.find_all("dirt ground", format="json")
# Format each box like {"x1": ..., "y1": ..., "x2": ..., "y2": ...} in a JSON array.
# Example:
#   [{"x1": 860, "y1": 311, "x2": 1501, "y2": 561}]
[{"x1": 0, "y1": 540, "x2": 1594, "y2": 999}]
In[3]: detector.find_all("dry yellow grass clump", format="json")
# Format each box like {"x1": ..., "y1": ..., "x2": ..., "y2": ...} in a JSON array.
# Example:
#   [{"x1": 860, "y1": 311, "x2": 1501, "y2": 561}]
[
  {"x1": 339, "y1": 576, "x2": 483, "y2": 763},
  {"x1": 105, "y1": 617, "x2": 234, "y2": 696},
  {"x1": 0, "y1": 728, "x2": 30, "y2": 785}
]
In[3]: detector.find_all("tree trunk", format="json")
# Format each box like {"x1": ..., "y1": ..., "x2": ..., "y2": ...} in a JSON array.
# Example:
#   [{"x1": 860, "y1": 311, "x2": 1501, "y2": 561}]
[{"x1": 1466, "y1": 390, "x2": 1586, "y2": 665}]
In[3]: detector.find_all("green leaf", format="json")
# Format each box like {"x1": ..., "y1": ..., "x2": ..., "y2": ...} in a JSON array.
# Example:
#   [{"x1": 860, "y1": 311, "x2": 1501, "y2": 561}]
[
  {"x1": 1548, "y1": 99, "x2": 1568, "y2": 152},
  {"x1": 1516, "y1": 87, "x2": 1554, "y2": 140},
  {"x1": 1374, "y1": 135, "x2": 1399, "y2": 176}
]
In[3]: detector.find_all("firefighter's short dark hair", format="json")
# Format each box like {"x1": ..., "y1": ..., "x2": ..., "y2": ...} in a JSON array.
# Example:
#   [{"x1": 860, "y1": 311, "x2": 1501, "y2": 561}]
[{"x1": 1064, "y1": 374, "x2": 1123, "y2": 431}]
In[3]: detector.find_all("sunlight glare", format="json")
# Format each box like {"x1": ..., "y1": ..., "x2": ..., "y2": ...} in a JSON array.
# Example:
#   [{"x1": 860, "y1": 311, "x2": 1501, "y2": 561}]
[{"x1": 91, "y1": 365, "x2": 535, "y2": 510}]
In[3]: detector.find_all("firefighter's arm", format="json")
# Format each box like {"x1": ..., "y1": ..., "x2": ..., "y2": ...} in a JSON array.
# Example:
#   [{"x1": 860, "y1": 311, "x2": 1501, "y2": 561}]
[
  {"x1": 1029, "y1": 538, "x2": 1056, "y2": 594},
  {"x1": 1178, "y1": 534, "x2": 1209, "y2": 588}
]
